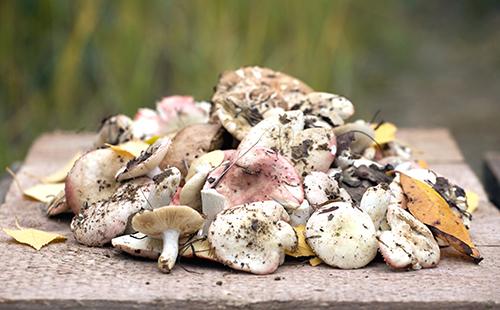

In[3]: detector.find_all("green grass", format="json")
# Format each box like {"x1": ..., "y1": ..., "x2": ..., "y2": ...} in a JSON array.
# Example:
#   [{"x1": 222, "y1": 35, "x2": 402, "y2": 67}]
[{"x1": 0, "y1": 0, "x2": 431, "y2": 168}]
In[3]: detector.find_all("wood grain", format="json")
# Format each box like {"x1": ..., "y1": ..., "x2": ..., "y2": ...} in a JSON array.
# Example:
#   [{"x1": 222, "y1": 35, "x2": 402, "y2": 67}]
[{"x1": 0, "y1": 129, "x2": 498, "y2": 309}]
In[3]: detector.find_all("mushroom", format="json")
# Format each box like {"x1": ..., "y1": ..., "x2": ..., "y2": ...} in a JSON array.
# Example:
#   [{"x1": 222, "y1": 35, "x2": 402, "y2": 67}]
[
  {"x1": 359, "y1": 183, "x2": 392, "y2": 230},
  {"x1": 203, "y1": 146, "x2": 304, "y2": 209},
  {"x1": 333, "y1": 120, "x2": 375, "y2": 154},
  {"x1": 303, "y1": 170, "x2": 350, "y2": 210},
  {"x1": 200, "y1": 188, "x2": 228, "y2": 235},
  {"x1": 155, "y1": 96, "x2": 210, "y2": 135},
  {"x1": 132, "y1": 205, "x2": 204, "y2": 273},
  {"x1": 212, "y1": 66, "x2": 313, "y2": 140},
  {"x1": 159, "y1": 123, "x2": 225, "y2": 177},
  {"x1": 291, "y1": 92, "x2": 355, "y2": 127},
  {"x1": 238, "y1": 110, "x2": 337, "y2": 177},
  {"x1": 65, "y1": 148, "x2": 133, "y2": 214},
  {"x1": 94, "y1": 114, "x2": 134, "y2": 147},
  {"x1": 185, "y1": 150, "x2": 226, "y2": 181},
  {"x1": 208, "y1": 201, "x2": 298, "y2": 274},
  {"x1": 289, "y1": 200, "x2": 312, "y2": 226},
  {"x1": 46, "y1": 189, "x2": 68, "y2": 216},
  {"x1": 305, "y1": 201, "x2": 378, "y2": 269},
  {"x1": 179, "y1": 163, "x2": 212, "y2": 211},
  {"x1": 71, "y1": 168, "x2": 181, "y2": 246},
  {"x1": 112, "y1": 232, "x2": 163, "y2": 259},
  {"x1": 377, "y1": 204, "x2": 440, "y2": 270},
  {"x1": 115, "y1": 137, "x2": 171, "y2": 181}
]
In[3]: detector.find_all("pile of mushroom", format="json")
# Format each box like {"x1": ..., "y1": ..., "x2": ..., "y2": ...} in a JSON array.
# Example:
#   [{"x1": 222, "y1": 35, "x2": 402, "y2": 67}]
[{"x1": 46, "y1": 66, "x2": 480, "y2": 274}]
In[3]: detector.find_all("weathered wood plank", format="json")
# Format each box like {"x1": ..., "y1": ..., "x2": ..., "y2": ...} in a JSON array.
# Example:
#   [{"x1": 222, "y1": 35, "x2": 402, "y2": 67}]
[{"x1": 0, "y1": 130, "x2": 498, "y2": 309}]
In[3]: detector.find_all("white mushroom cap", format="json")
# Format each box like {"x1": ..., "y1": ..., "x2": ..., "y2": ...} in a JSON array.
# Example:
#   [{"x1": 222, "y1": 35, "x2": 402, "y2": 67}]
[
  {"x1": 208, "y1": 201, "x2": 297, "y2": 274},
  {"x1": 303, "y1": 171, "x2": 343, "y2": 209},
  {"x1": 185, "y1": 150, "x2": 225, "y2": 181},
  {"x1": 377, "y1": 204, "x2": 440, "y2": 270},
  {"x1": 115, "y1": 137, "x2": 171, "y2": 181},
  {"x1": 359, "y1": 184, "x2": 392, "y2": 230},
  {"x1": 112, "y1": 233, "x2": 162, "y2": 259},
  {"x1": 294, "y1": 92, "x2": 355, "y2": 127},
  {"x1": 132, "y1": 205, "x2": 204, "y2": 273},
  {"x1": 289, "y1": 200, "x2": 312, "y2": 226},
  {"x1": 305, "y1": 201, "x2": 378, "y2": 269}
]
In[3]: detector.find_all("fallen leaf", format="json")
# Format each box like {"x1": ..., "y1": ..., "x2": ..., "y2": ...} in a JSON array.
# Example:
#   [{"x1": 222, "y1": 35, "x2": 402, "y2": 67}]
[
  {"x1": 23, "y1": 183, "x2": 65, "y2": 203},
  {"x1": 286, "y1": 225, "x2": 316, "y2": 257},
  {"x1": 180, "y1": 238, "x2": 217, "y2": 261},
  {"x1": 416, "y1": 159, "x2": 429, "y2": 169},
  {"x1": 400, "y1": 173, "x2": 482, "y2": 263},
  {"x1": 42, "y1": 152, "x2": 82, "y2": 183},
  {"x1": 145, "y1": 135, "x2": 160, "y2": 145},
  {"x1": 466, "y1": 191, "x2": 479, "y2": 213},
  {"x1": 106, "y1": 140, "x2": 149, "y2": 158},
  {"x1": 373, "y1": 122, "x2": 397, "y2": 145},
  {"x1": 3, "y1": 223, "x2": 66, "y2": 250},
  {"x1": 309, "y1": 257, "x2": 323, "y2": 267}
]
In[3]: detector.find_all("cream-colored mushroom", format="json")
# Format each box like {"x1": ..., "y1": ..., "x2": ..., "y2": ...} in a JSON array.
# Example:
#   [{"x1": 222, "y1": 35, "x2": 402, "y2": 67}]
[
  {"x1": 305, "y1": 201, "x2": 378, "y2": 269},
  {"x1": 377, "y1": 204, "x2": 440, "y2": 270},
  {"x1": 359, "y1": 184, "x2": 392, "y2": 230},
  {"x1": 208, "y1": 201, "x2": 297, "y2": 274}
]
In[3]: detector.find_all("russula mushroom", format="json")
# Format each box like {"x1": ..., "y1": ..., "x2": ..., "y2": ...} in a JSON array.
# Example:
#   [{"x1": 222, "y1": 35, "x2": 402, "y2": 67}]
[
  {"x1": 212, "y1": 66, "x2": 313, "y2": 140},
  {"x1": 200, "y1": 188, "x2": 228, "y2": 235},
  {"x1": 46, "y1": 189, "x2": 68, "y2": 216},
  {"x1": 333, "y1": 120, "x2": 375, "y2": 154},
  {"x1": 112, "y1": 232, "x2": 163, "y2": 259},
  {"x1": 131, "y1": 205, "x2": 204, "y2": 273},
  {"x1": 291, "y1": 92, "x2": 355, "y2": 128},
  {"x1": 94, "y1": 114, "x2": 134, "y2": 147},
  {"x1": 305, "y1": 201, "x2": 378, "y2": 269},
  {"x1": 66, "y1": 148, "x2": 133, "y2": 214},
  {"x1": 71, "y1": 168, "x2": 180, "y2": 246},
  {"x1": 208, "y1": 201, "x2": 298, "y2": 274},
  {"x1": 179, "y1": 163, "x2": 212, "y2": 211},
  {"x1": 115, "y1": 137, "x2": 171, "y2": 181},
  {"x1": 303, "y1": 170, "x2": 351, "y2": 210},
  {"x1": 237, "y1": 110, "x2": 337, "y2": 177},
  {"x1": 359, "y1": 183, "x2": 392, "y2": 230},
  {"x1": 204, "y1": 146, "x2": 304, "y2": 209},
  {"x1": 289, "y1": 200, "x2": 312, "y2": 226},
  {"x1": 155, "y1": 96, "x2": 210, "y2": 135},
  {"x1": 159, "y1": 123, "x2": 225, "y2": 177},
  {"x1": 185, "y1": 150, "x2": 226, "y2": 181},
  {"x1": 377, "y1": 204, "x2": 440, "y2": 270}
]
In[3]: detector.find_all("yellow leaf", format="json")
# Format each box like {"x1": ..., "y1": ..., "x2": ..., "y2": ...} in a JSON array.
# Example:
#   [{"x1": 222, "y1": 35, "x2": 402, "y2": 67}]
[
  {"x1": 373, "y1": 122, "x2": 397, "y2": 145},
  {"x1": 3, "y1": 224, "x2": 66, "y2": 250},
  {"x1": 106, "y1": 140, "x2": 149, "y2": 158},
  {"x1": 309, "y1": 257, "x2": 323, "y2": 267},
  {"x1": 41, "y1": 152, "x2": 82, "y2": 183},
  {"x1": 400, "y1": 173, "x2": 482, "y2": 263},
  {"x1": 286, "y1": 225, "x2": 316, "y2": 257},
  {"x1": 145, "y1": 135, "x2": 160, "y2": 145},
  {"x1": 23, "y1": 183, "x2": 65, "y2": 203},
  {"x1": 466, "y1": 191, "x2": 479, "y2": 213},
  {"x1": 180, "y1": 238, "x2": 217, "y2": 261}
]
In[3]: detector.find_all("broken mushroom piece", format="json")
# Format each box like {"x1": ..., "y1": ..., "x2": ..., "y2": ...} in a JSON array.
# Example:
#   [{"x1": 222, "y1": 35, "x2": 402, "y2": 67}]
[
  {"x1": 359, "y1": 183, "x2": 392, "y2": 230},
  {"x1": 112, "y1": 232, "x2": 163, "y2": 260},
  {"x1": 305, "y1": 201, "x2": 378, "y2": 269},
  {"x1": 131, "y1": 205, "x2": 204, "y2": 273},
  {"x1": 94, "y1": 114, "x2": 134, "y2": 147},
  {"x1": 159, "y1": 123, "x2": 225, "y2": 177},
  {"x1": 212, "y1": 66, "x2": 313, "y2": 140},
  {"x1": 377, "y1": 204, "x2": 440, "y2": 270},
  {"x1": 204, "y1": 146, "x2": 304, "y2": 209},
  {"x1": 46, "y1": 189, "x2": 69, "y2": 216},
  {"x1": 333, "y1": 120, "x2": 375, "y2": 154},
  {"x1": 115, "y1": 137, "x2": 171, "y2": 181},
  {"x1": 65, "y1": 148, "x2": 133, "y2": 214},
  {"x1": 208, "y1": 201, "x2": 298, "y2": 274}
]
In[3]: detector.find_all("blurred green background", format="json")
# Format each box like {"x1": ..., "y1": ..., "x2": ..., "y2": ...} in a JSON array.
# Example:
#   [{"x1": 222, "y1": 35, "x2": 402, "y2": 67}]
[{"x1": 1, "y1": 0, "x2": 499, "y2": 178}]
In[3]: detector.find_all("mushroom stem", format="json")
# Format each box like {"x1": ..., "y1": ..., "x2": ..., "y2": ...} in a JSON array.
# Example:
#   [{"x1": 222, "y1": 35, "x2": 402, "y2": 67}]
[
  {"x1": 158, "y1": 229, "x2": 180, "y2": 273},
  {"x1": 147, "y1": 166, "x2": 162, "y2": 178}
]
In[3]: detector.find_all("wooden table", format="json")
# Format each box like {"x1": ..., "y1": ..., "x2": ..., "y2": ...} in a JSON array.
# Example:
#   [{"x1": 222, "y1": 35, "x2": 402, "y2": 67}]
[{"x1": 0, "y1": 129, "x2": 499, "y2": 309}]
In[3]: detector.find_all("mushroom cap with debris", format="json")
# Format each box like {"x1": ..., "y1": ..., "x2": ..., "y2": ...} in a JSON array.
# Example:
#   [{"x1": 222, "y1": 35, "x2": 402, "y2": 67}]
[
  {"x1": 212, "y1": 66, "x2": 313, "y2": 140},
  {"x1": 208, "y1": 201, "x2": 298, "y2": 274}
]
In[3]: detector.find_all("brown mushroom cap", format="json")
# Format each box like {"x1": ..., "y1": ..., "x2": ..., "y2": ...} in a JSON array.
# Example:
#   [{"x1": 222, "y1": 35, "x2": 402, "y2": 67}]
[
  {"x1": 132, "y1": 205, "x2": 204, "y2": 238},
  {"x1": 160, "y1": 123, "x2": 225, "y2": 177}
]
